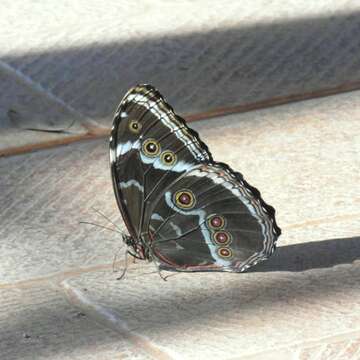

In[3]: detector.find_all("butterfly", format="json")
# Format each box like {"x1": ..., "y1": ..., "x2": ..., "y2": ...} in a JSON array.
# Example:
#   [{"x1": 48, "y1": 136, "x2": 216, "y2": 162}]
[{"x1": 109, "y1": 84, "x2": 281, "y2": 274}]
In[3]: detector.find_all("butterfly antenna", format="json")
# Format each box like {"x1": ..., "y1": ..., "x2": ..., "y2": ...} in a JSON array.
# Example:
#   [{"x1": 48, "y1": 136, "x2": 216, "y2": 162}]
[
  {"x1": 90, "y1": 207, "x2": 125, "y2": 235},
  {"x1": 116, "y1": 251, "x2": 129, "y2": 280},
  {"x1": 79, "y1": 221, "x2": 123, "y2": 234}
]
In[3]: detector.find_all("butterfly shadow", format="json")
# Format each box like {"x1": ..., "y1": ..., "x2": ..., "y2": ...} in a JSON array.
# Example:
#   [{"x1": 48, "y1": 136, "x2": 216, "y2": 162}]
[
  {"x1": 2, "y1": 236, "x2": 359, "y2": 360},
  {"x1": 113, "y1": 235, "x2": 360, "y2": 338},
  {"x1": 249, "y1": 235, "x2": 360, "y2": 273}
]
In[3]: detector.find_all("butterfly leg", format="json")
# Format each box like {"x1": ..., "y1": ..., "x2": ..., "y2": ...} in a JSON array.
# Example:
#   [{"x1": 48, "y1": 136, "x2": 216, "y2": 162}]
[
  {"x1": 149, "y1": 258, "x2": 167, "y2": 281},
  {"x1": 116, "y1": 251, "x2": 129, "y2": 280}
]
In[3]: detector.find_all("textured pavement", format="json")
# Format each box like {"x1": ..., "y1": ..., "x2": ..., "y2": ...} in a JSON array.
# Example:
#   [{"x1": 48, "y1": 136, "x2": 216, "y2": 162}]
[
  {"x1": 1, "y1": 1, "x2": 360, "y2": 149},
  {"x1": 0, "y1": 90, "x2": 359, "y2": 359}
]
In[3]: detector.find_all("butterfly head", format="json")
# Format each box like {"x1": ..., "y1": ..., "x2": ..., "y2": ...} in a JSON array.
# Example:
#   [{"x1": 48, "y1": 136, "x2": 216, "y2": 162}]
[{"x1": 122, "y1": 233, "x2": 134, "y2": 246}]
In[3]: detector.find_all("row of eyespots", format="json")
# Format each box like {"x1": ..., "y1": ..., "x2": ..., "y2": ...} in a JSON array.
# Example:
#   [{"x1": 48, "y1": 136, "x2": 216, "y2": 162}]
[
  {"x1": 141, "y1": 138, "x2": 178, "y2": 166},
  {"x1": 129, "y1": 119, "x2": 178, "y2": 166},
  {"x1": 172, "y1": 190, "x2": 234, "y2": 259},
  {"x1": 207, "y1": 214, "x2": 233, "y2": 259}
]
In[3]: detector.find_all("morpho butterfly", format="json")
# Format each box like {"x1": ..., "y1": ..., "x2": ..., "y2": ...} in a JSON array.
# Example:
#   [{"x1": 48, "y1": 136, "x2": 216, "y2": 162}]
[{"x1": 110, "y1": 84, "x2": 281, "y2": 273}]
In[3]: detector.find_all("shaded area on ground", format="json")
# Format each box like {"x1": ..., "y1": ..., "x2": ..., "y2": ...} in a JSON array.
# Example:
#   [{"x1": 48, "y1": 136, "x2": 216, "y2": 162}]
[
  {"x1": 1, "y1": 10, "x2": 360, "y2": 131},
  {"x1": 252, "y1": 236, "x2": 360, "y2": 272},
  {"x1": 3, "y1": 240, "x2": 358, "y2": 360}
]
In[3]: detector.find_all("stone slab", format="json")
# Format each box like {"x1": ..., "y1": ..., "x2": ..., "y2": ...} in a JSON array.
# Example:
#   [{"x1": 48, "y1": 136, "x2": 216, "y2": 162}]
[
  {"x1": 193, "y1": 90, "x2": 360, "y2": 231},
  {"x1": 0, "y1": 283, "x2": 153, "y2": 360},
  {"x1": 0, "y1": 65, "x2": 86, "y2": 132},
  {"x1": 64, "y1": 218, "x2": 360, "y2": 360},
  {"x1": 0, "y1": 139, "x2": 124, "y2": 283},
  {"x1": 0, "y1": 82, "x2": 359, "y2": 358},
  {"x1": 0, "y1": 90, "x2": 359, "y2": 284},
  {"x1": 237, "y1": 332, "x2": 360, "y2": 360},
  {"x1": 1, "y1": 0, "x2": 360, "y2": 133}
]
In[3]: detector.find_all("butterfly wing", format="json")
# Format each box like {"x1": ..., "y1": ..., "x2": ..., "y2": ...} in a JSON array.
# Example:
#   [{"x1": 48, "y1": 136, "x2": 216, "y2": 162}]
[
  {"x1": 147, "y1": 163, "x2": 281, "y2": 272},
  {"x1": 110, "y1": 85, "x2": 212, "y2": 240},
  {"x1": 111, "y1": 84, "x2": 281, "y2": 272}
]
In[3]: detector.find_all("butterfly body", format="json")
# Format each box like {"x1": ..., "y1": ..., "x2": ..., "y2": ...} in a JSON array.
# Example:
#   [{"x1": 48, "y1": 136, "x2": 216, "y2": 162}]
[{"x1": 110, "y1": 84, "x2": 281, "y2": 273}]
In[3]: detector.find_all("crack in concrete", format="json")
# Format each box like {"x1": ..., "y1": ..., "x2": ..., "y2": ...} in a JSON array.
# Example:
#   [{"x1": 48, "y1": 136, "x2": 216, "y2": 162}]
[
  {"x1": 0, "y1": 59, "x2": 103, "y2": 133},
  {"x1": 0, "y1": 262, "x2": 122, "y2": 289},
  {"x1": 60, "y1": 280, "x2": 176, "y2": 360}
]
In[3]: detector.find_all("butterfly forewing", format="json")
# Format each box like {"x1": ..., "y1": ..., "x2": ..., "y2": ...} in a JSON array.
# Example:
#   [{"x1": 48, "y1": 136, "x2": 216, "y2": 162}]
[{"x1": 110, "y1": 85, "x2": 212, "y2": 240}]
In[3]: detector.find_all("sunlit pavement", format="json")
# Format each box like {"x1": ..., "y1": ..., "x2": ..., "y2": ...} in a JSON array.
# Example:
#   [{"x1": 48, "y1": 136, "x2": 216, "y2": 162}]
[{"x1": 1, "y1": 89, "x2": 359, "y2": 359}]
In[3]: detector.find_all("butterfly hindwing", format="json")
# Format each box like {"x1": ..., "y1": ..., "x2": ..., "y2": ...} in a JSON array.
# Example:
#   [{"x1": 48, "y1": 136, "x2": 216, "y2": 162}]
[{"x1": 148, "y1": 164, "x2": 280, "y2": 272}]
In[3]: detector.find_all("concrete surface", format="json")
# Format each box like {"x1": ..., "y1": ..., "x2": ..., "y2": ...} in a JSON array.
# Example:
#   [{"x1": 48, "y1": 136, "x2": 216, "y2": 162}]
[
  {"x1": 1, "y1": 1, "x2": 360, "y2": 135},
  {"x1": 0, "y1": 285, "x2": 152, "y2": 360},
  {"x1": 0, "y1": 90, "x2": 359, "y2": 359}
]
